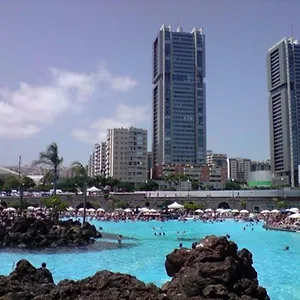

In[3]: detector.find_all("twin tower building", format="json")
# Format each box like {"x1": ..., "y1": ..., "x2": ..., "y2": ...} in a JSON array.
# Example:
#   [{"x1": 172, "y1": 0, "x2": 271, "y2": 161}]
[
  {"x1": 155, "y1": 25, "x2": 300, "y2": 188},
  {"x1": 91, "y1": 25, "x2": 299, "y2": 187}
]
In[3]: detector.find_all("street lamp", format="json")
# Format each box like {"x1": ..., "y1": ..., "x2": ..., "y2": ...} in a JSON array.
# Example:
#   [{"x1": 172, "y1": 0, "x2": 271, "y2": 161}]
[
  {"x1": 231, "y1": 179, "x2": 235, "y2": 198},
  {"x1": 281, "y1": 177, "x2": 284, "y2": 198}
]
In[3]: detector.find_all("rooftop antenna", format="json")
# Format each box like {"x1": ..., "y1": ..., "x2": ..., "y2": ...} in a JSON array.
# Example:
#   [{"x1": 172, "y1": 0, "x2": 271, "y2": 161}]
[{"x1": 176, "y1": 12, "x2": 180, "y2": 29}]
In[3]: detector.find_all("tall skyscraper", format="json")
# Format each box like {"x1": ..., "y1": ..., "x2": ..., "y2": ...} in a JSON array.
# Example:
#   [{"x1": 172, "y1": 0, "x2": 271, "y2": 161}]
[
  {"x1": 267, "y1": 37, "x2": 300, "y2": 187},
  {"x1": 152, "y1": 25, "x2": 206, "y2": 166}
]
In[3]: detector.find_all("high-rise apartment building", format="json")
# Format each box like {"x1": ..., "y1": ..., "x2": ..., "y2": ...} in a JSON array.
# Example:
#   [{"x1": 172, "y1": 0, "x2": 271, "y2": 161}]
[
  {"x1": 87, "y1": 143, "x2": 106, "y2": 177},
  {"x1": 153, "y1": 25, "x2": 206, "y2": 166},
  {"x1": 267, "y1": 37, "x2": 300, "y2": 187},
  {"x1": 228, "y1": 158, "x2": 251, "y2": 183},
  {"x1": 105, "y1": 127, "x2": 147, "y2": 183}
]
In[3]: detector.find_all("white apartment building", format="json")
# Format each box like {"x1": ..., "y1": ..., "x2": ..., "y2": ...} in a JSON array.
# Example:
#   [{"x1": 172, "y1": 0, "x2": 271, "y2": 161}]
[
  {"x1": 228, "y1": 157, "x2": 251, "y2": 183},
  {"x1": 99, "y1": 142, "x2": 106, "y2": 176},
  {"x1": 105, "y1": 127, "x2": 147, "y2": 183},
  {"x1": 87, "y1": 142, "x2": 106, "y2": 177},
  {"x1": 87, "y1": 152, "x2": 94, "y2": 177}
]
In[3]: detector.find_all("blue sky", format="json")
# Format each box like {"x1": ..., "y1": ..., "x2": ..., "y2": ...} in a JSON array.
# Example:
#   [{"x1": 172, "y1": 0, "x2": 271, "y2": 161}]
[{"x1": 0, "y1": 0, "x2": 299, "y2": 166}]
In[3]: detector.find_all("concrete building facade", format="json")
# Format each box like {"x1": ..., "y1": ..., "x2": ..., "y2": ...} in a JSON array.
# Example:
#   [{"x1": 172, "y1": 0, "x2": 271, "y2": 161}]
[
  {"x1": 250, "y1": 160, "x2": 271, "y2": 172},
  {"x1": 87, "y1": 143, "x2": 106, "y2": 178},
  {"x1": 228, "y1": 158, "x2": 251, "y2": 183},
  {"x1": 105, "y1": 127, "x2": 148, "y2": 183},
  {"x1": 153, "y1": 25, "x2": 206, "y2": 166},
  {"x1": 267, "y1": 37, "x2": 300, "y2": 187},
  {"x1": 248, "y1": 170, "x2": 272, "y2": 187}
]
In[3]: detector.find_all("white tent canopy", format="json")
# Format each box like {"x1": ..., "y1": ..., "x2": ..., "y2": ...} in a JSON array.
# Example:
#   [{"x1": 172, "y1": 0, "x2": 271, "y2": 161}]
[
  {"x1": 87, "y1": 186, "x2": 101, "y2": 192},
  {"x1": 168, "y1": 202, "x2": 184, "y2": 209}
]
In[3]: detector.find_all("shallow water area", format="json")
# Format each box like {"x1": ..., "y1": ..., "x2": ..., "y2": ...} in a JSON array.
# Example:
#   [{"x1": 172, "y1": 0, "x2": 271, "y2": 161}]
[{"x1": 0, "y1": 219, "x2": 299, "y2": 300}]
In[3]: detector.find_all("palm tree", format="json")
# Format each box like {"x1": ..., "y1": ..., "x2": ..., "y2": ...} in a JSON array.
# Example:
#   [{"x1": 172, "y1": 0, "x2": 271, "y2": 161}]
[
  {"x1": 33, "y1": 142, "x2": 63, "y2": 196},
  {"x1": 71, "y1": 161, "x2": 88, "y2": 224}
]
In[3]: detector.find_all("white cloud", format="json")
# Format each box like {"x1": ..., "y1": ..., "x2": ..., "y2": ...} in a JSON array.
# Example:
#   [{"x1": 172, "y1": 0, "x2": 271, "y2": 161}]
[
  {"x1": 0, "y1": 64, "x2": 137, "y2": 138},
  {"x1": 71, "y1": 104, "x2": 149, "y2": 144}
]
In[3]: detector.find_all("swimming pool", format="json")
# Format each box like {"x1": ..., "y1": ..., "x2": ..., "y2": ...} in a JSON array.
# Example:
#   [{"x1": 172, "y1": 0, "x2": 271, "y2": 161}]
[{"x1": 0, "y1": 219, "x2": 299, "y2": 300}]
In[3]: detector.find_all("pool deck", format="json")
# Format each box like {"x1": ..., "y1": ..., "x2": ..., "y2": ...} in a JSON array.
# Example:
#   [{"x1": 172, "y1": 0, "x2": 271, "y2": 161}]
[{"x1": 262, "y1": 224, "x2": 300, "y2": 233}]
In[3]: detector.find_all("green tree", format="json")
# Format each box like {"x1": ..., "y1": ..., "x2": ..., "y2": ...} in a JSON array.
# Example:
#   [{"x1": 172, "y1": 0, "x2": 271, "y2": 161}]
[
  {"x1": 138, "y1": 180, "x2": 159, "y2": 191},
  {"x1": 191, "y1": 180, "x2": 200, "y2": 191},
  {"x1": 22, "y1": 176, "x2": 36, "y2": 190},
  {"x1": 71, "y1": 161, "x2": 88, "y2": 224},
  {"x1": 3, "y1": 176, "x2": 20, "y2": 191},
  {"x1": 225, "y1": 181, "x2": 241, "y2": 190},
  {"x1": 277, "y1": 200, "x2": 287, "y2": 209},
  {"x1": 240, "y1": 200, "x2": 247, "y2": 209},
  {"x1": 0, "y1": 178, "x2": 4, "y2": 190},
  {"x1": 183, "y1": 201, "x2": 205, "y2": 212},
  {"x1": 33, "y1": 142, "x2": 63, "y2": 196},
  {"x1": 117, "y1": 182, "x2": 135, "y2": 192},
  {"x1": 42, "y1": 196, "x2": 67, "y2": 221}
]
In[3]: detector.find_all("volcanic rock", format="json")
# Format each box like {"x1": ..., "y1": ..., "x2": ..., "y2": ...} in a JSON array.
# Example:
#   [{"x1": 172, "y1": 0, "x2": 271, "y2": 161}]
[
  {"x1": 163, "y1": 235, "x2": 269, "y2": 299},
  {"x1": 0, "y1": 235, "x2": 269, "y2": 299},
  {"x1": 0, "y1": 217, "x2": 101, "y2": 249},
  {"x1": 0, "y1": 259, "x2": 54, "y2": 299}
]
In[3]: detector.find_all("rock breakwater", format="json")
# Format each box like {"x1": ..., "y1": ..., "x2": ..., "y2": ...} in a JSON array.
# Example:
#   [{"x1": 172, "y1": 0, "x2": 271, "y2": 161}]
[{"x1": 0, "y1": 217, "x2": 101, "y2": 249}]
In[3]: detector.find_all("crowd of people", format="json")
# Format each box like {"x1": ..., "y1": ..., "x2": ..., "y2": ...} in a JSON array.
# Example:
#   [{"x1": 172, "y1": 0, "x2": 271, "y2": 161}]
[{"x1": 1, "y1": 204, "x2": 300, "y2": 232}]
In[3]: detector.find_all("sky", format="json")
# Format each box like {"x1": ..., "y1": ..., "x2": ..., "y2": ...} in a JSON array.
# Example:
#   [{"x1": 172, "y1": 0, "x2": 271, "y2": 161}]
[{"x1": 0, "y1": 0, "x2": 299, "y2": 166}]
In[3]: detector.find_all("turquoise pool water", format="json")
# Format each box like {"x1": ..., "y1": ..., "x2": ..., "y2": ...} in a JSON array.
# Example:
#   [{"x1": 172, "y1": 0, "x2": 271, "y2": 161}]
[{"x1": 0, "y1": 219, "x2": 299, "y2": 299}]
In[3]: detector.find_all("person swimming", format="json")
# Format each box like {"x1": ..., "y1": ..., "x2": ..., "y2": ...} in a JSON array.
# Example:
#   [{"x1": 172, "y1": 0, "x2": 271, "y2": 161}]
[
  {"x1": 284, "y1": 246, "x2": 289, "y2": 251},
  {"x1": 117, "y1": 235, "x2": 123, "y2": 246}
]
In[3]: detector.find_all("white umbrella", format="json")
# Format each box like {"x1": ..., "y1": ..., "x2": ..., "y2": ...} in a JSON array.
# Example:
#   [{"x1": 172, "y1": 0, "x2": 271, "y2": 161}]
[
  {"x1": 288, "y1": 213, "x2": 300, "y2": 219},
  {"x1": 240, "y1": 209, "x2": 249, "y2": 214},
  {"x1": 6, "y1": 207, "x2": 16, "y2": 211},
  {"x1": 34, "y1": 207, "x2": 42, "y2": 211},
  {"x1": 271, "y1": 209, "x2": 280, "y2": 214},
  {"x1": 195, "y1": 209, "x2": 204, "y2": 213},
  {"x1": 205, "y1": 208, "x2": 213, "y2": 212},
  {"x1": 97, "y1": 208, "x2": 105, "y2": 212},
  {"x1": 88, "y1": 208, "x2": 96, "y2": 212},
  {"x1": 232, "y1": 209, "x2": 239, "y2": 213},
  {"x1": 168, "y1": 202, "x2": 184, "y2": 209},
  {"x1": 140, "y1": 207, "x2": 149, "y2": 212},
  {"x1": 149, "y1": 208, "x2": 157, "y2": 212},
  {"x1": 87, "y1": 186, "x2": 100, "y2": 192},
  {"x1": 124, "y1": 208, "x2": 133, "y2": 213},
  {"x1": 67, "y1": 207, "x2": 74, "y2": 211},
  {"x1": 261, "y1": 210, "x2": 270, "y2": 214},
  {"x1": 216, "y1": 208, "x2": 224, "y2": 212},
  {"x1": 289, "y1": 208, "x2": 299, "y2": 213},
  {"x1": 78, "y1": 208, "x2": 84, "y2": 212},
  {"x1": 27, "y1": 206, "x2": 35, "y2": 211}
]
